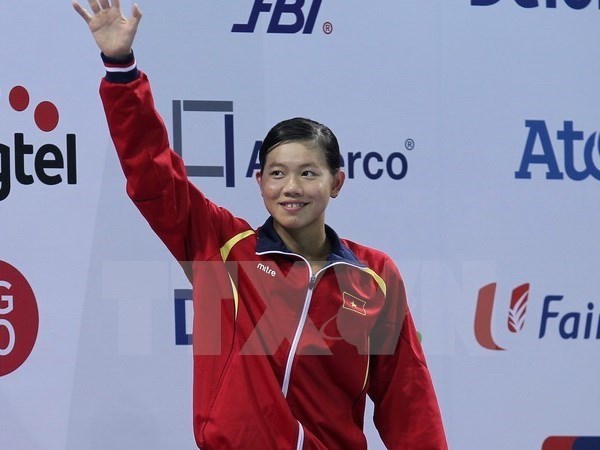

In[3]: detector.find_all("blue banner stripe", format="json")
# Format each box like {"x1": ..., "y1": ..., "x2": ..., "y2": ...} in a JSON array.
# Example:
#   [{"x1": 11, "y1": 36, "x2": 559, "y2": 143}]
[{"x1": 573, "y1": 437, "x2": 600, "y2": 450}]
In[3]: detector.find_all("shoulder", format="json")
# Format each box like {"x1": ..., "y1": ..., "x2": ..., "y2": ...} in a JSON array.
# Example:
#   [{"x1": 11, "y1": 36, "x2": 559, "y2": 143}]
[{"x1": 341, "y1": 238, "x2": 401, "y2": 277}]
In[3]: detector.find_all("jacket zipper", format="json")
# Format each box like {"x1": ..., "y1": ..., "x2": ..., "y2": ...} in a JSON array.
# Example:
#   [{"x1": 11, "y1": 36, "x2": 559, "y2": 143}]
[
  {"x1": 282, "y1": 272, "x2": 316, "y2": 397},
  {"x1": 256, "y1": 250, "x2": 367, "y2": 398}
]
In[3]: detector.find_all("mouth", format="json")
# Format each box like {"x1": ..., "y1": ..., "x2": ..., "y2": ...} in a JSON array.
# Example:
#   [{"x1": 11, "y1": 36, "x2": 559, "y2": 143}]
[{"x1": 280, "y1": 202, "x2": 308, "y2": 211}]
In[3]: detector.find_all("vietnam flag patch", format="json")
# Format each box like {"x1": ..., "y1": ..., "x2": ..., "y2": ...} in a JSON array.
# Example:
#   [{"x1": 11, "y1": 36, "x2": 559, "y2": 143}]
[{"x1": 342, "y1": 292, "x2": 367, "y2": 316}]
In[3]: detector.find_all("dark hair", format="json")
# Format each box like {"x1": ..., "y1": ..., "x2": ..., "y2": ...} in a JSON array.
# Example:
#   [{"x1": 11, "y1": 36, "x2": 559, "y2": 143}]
[{"x1": 259, "y1": 117, "x2": 341, "y2": 174}]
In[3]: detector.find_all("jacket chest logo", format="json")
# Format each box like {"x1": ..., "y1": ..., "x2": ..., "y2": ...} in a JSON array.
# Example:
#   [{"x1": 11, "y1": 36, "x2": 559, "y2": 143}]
[
  {"x1": 256, "y1": 263, "x2": 277, "y2": 277},
  {"x1": 342, "y1": 292, "x2": 367, "y2": 316}
]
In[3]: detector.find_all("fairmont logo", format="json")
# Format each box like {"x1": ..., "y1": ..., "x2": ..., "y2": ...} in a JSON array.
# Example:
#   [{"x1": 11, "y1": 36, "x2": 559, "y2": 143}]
[
  {"x1": 474, "y1": 282, "x2": 530, "y2": 350},
  {"x1": 474, "y1": 282, "x2": 600, "y2": 350}
]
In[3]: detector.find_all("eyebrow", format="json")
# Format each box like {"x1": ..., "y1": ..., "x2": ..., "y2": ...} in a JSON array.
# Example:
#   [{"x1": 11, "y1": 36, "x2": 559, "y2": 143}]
[{"x1": 266, "y1": 162, "x2": 319, "y2": 169}]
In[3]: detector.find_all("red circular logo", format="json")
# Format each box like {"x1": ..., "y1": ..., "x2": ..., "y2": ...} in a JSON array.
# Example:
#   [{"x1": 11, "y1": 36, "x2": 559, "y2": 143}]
[
  {"x1": 34, "y1": 101, "x2": 60, "y2": 132},
  {"x1": 0, "y1": 261, "x2": 39, "y2": 377},
  {"x1": 8, "y1": 86, "x2": 30, "y2": 112}
]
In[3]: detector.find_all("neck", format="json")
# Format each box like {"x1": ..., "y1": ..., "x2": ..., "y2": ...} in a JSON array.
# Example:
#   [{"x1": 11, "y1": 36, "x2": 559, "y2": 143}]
[{"x1": 274, "y1": 222, "x2": 331, "y2": 262}]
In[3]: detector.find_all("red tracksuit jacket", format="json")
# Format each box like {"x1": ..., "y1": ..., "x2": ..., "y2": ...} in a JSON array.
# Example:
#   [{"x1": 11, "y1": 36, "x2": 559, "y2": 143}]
[{"x1": 99, "y1": 54, "x2": 448, "y2": 450}]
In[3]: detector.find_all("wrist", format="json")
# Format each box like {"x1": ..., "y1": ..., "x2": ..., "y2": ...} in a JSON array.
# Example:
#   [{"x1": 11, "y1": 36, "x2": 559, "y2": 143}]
[
  {"x1": 101, "y1": 50, "x2": 134, "y2": 64},
  {"x1": 101, "y1": 51, "x2": 139, "y2": 84}
]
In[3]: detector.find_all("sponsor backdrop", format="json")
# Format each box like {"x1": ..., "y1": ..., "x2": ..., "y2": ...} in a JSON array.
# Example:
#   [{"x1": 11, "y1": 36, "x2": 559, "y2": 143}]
[{"x1": 1, "y1": 1, "x2": 599, "y2": 449}]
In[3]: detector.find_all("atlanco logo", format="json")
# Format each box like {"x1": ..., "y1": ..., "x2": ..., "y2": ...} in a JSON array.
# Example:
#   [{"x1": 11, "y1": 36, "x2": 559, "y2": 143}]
[
  {"x1": 472, "y1": 0, "x2": 600, "y2": 9},
  {"x1": 475, "y1": 282, "x2": 600, "y2": 350},
  {"x1": 0, "y1": 85, "x2": 77, "y2": 201},
  {"x1": 515, "y1": 120, "x2": 600, "y2": 181}
]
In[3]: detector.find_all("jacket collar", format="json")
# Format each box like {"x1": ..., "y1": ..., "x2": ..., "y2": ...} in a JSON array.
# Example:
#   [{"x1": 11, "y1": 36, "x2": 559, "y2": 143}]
[{"x1": 256, "y1": 216, "x2": 364, "y2": 266}]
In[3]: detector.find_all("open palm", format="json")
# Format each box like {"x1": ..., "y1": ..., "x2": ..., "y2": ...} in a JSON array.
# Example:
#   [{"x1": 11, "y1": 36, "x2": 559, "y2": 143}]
[{"x1": 73, "y1": 0, "x2": 142, "y2": 58}]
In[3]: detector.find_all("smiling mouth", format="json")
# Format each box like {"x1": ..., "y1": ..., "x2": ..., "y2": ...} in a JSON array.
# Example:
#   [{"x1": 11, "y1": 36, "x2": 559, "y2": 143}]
[{"x1": 280, "y1": 202, "x2": 308, "y2": 210}]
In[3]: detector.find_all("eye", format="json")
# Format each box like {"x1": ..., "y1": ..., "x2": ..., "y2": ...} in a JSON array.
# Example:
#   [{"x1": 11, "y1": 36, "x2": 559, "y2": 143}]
[
  {"x1": 270, "y1": 170, "x2": 284, "y2": 178},
  {"x1": 302, "y1": 170, "x2": 317, "y2": 177}
]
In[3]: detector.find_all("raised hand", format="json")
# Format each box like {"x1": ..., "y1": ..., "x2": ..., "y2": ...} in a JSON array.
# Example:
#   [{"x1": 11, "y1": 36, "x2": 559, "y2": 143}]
[{"x1": 72, "y1": 0, "x2": 142, "y2": 59}]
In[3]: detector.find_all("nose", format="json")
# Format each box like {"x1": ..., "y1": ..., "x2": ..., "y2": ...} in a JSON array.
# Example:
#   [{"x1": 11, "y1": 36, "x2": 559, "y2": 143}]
[{"x1": 283, "y1": 175, "x2": 303, "y2": 196}]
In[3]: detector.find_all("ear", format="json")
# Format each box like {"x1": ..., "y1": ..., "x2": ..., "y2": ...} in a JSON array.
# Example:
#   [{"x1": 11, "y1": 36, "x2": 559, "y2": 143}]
[
  {"x1": 330, "y1": 170, "x2": 345, "y2": 198},
  {"x1": 255, "y1": 171, "x2": 264, "y2": 196}
]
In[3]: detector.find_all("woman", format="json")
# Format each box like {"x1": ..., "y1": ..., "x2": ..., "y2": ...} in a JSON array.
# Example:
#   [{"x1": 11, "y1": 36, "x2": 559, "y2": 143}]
[{"x1": 73, "y1": 1, "x2": 448, "y2": 448}]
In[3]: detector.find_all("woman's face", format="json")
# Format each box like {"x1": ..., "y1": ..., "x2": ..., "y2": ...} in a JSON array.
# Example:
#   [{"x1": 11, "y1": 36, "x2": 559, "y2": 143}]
[{"x1": 256, "y1": 141, "x2": 345, "y2": 238}]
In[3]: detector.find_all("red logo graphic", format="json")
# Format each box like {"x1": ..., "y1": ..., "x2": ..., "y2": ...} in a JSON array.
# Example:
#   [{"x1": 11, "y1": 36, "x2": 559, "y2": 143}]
[
  {"x1": 474, "y1": 282, "x2": 530, "y2": 350},
  {"x1": 507, "y1": 283, "x2": 529, "y2": 333},
  {"x1": 0, "y1": 261, "x2": 39, "y2": 376},
  {"x1": 7, "y1": 85, "x2": 60, "y2": 132}
]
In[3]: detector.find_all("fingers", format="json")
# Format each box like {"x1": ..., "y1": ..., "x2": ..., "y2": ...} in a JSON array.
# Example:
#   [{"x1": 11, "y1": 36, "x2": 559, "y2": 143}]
[
  {"x1": 74, "y1": 0, "x2": 124, "y2": 21},
  {"x1": 72, "y1": 1, "x2": 92, "y2": 23},
  {"x1": 87, "y1": 0, "x2": 101, "y2": 14},
  {"x1": 88, "y1": 0, "x2": 121, "y2": 14},
  {"x1": 131, "y1": 3, "x2": 142, "y2": 27},
  {"x1": 132, "y1": 3, "x2": 142, "y2": 18}
]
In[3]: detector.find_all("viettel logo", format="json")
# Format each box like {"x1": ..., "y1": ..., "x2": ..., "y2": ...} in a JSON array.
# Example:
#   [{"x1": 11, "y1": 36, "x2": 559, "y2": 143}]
[
  {"x1": 0, "y1": 260, "x2": 39, "y2": 376},
  {"x1": 474, "y1": 282, "x2": 530, "y2": 350},
  {"x1": 0, "y1": 85, "x2": 77, "y2": 201}
]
